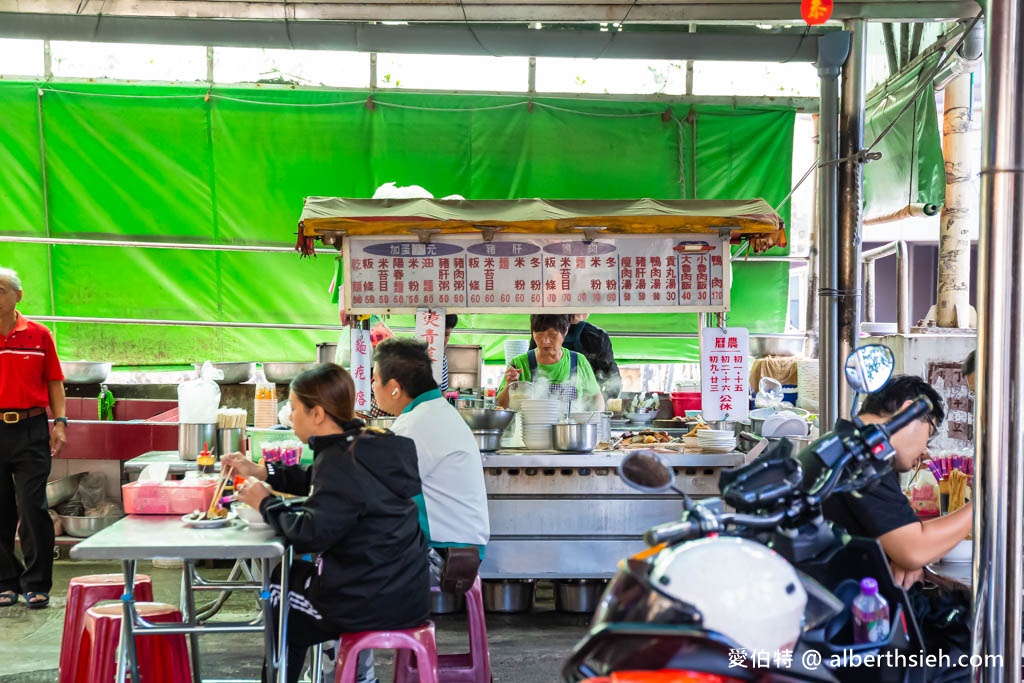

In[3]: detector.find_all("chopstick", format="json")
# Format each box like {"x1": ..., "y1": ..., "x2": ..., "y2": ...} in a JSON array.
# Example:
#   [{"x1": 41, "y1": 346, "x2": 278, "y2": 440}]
[{"x1": 206, "y1": 465, "x2": 234, "y2": 519}]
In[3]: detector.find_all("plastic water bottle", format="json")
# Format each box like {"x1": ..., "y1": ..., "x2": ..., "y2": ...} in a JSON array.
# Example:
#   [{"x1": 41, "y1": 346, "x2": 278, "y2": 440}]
[{"x1": 852, "y1": 577, "x2": 891, "y2": 645}]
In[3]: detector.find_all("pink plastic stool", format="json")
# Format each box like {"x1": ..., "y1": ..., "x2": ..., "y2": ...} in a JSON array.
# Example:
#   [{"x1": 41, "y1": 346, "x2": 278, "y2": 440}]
[
  {"x1": 336, "y1": 622, "x2": 439, "y2": 683},
  {"x1": 395, "y1": 578, "x2": 491, "y2": 683},
  {"x1": 76, "y1": 602, "x2": 191, "y2": 683},
  {"x1": 60, "y1": 573, "x2": 154, "y2": 683}
]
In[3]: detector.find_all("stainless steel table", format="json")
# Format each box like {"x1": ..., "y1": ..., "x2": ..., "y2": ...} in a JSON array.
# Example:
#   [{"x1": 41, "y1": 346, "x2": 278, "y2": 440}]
[{"x1": 71, "y1": 515, "x2": 292, "y2": 683}]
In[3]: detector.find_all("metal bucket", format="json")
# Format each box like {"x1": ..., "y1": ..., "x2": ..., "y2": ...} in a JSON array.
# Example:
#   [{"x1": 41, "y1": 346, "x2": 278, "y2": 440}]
[
  {"x1": 482, "y1": 579, "x2": 535, "y2": 613},
  {"x1": 430, "y1": 590, "x2": 466, "y2": 615},
  {"x1": 179, "y1": 423, "x2": 217, "y2": 461},
  {"x1": 554, "y1": 579, "x2": 607, "y2": 614},
  {"x1": 217, "y1": 428, "x2": 243, "y2": 456}
]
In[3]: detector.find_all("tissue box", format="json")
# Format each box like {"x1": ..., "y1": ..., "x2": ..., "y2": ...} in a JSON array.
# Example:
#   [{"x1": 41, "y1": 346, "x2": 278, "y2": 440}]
[{"x1": 122, "y1": 480, "x2": 218, "y2": 515}]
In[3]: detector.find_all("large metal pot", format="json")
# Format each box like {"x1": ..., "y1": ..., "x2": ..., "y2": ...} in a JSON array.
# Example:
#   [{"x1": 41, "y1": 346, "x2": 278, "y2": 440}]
[
  {"x1": 552, "y1": 423, "x2": 598, "y2": 453},
  {"x1": 46, "y1": 473, "x2": 84, "y2": 508},
  {"x1": 747, "y1": 407, "x2": 811, "y2": 437},
  {"x1": 316, "y1": 343, "x2": 338, "y2": 364},
  {"x1": 458, "y1": 408, "x2": 515, "y2": 431},
  {"x1": 554, "y1": 579, "x2": 608, "y2": 614},
  {"x1": 59, "y1": 514, "x2": 122, "y2": 538},
  {"x1": 197, "y1": 362, "x2": 254, "y2": 384},
  {"x1": 482, "y1": 579, "x2": 535, "y2": 613},
  {"x1": 60, "y1": 361, "x2": 112, "y2": 384},
  {"x1": 262, "y1": 362, "x2": 318, "y2": 384},
  {"x1": 472, "y1": 429, "x2": 503, "y2": 452},
  {"x1": 748, "y1": 335, "x2": 805, "y2": 358}
]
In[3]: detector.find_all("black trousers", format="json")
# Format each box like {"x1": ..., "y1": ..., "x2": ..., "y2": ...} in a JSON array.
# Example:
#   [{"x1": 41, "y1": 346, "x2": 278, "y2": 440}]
[{"x1": 0, "y1": 414, "x2": 54, "y2": 594}]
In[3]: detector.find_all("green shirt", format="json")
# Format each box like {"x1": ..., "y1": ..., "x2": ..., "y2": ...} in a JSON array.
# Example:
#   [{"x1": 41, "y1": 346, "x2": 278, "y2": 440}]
[{"x1": 499, "y1": 350, "x2": 602, "y2": 404}]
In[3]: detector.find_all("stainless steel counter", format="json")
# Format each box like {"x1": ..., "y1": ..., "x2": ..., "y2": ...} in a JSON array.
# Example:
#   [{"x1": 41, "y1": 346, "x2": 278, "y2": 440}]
[{"x1": 482, "y1": 450, "x2": 743, "y2": 468}]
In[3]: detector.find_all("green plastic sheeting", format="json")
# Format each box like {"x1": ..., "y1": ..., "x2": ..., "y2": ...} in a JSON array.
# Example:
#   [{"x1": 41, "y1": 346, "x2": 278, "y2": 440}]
[
  {"x1": 0, "y1": 81, "x2": 794, "y2": 365},
  {"x1": 863, "y1": 52, "x2": 946, "y2": 218}
]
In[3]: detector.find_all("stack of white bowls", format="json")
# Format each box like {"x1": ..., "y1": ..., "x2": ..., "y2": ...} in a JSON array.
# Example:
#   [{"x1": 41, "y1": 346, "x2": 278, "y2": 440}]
[
  {"x1": 504, "y1": 339, "x2": 530, "y2": 366},
  {"x1": 697, "y1": 429, "x2": 736, "y2": 454},
  {"x1": 521, "y1": 398, "x2": 562, "y2": 450}
]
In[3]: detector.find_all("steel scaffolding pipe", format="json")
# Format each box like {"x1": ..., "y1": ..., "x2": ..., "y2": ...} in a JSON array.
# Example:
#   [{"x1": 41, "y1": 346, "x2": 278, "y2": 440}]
[{"x1": 976, "y1": 2, "x2": 1023, "y2": 679}]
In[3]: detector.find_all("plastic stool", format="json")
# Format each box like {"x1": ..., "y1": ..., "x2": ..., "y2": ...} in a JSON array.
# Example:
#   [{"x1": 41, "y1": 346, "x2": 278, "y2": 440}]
[
  {"x1": 76, "y1": 602, "x2": 192, "y2": 683},
  {"x1": 335, "y1": 622, "x2": 439, "y2": 683},
  {"x1": 60, "y1": 573, "x2": 154, "y2": 683},
  {"x1": 395, "y1": 578, "x2": 491, "y2": 683}
]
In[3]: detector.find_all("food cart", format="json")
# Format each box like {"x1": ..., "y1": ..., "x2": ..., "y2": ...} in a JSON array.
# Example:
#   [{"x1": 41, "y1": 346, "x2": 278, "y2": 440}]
[{"x1": 296, "y1": 196, "x2": 785, "y2": 580}]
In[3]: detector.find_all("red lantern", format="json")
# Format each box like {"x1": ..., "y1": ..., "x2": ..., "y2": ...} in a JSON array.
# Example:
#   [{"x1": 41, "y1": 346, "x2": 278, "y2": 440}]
[{"x1": 800, "y1": 0, "x2": 833, "y2": 25}]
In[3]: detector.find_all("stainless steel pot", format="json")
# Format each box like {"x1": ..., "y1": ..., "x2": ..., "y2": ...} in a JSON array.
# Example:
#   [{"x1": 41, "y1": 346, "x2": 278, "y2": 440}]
[
  {"x1": 367, "y1": 417, "x2": 396, "y2": 429},
  {"x1": 59, "y1": 514, "x2": 122, "y2": 538},
  {"x1": 748, "y1": 335, "x2": 805, "y2": 357},
  {"x1": 456, "y1": 398, "x2": 487, "y2": 410},
  {"x1": 60, "y1": 361, "x2": 112, "y2": 384},
  {"x1": 458, "y1": 408, "x2": 515, "y2": 431},
  {"x1": 262, "y1": 362, "x2": 318, "y2": 384},
  {"x1": 46, "y1": 473, "x2": 84, "y2": 508},
  {"x1": 316, "y1": 343, "x2": 338, "y2": 364},
  {"x1": 554, "y1": 579, "x2": 608, "y2": 613},
  {"x1": 179, "y1": 423, "x2": 217, "y2": 461},
  {"x1": 197, "y1": 362, "x2": 254, "y2": 384},
  {"x1": 482, "y1": 579, "x2": 535, "y2": 613},
  {"x1": 431, "y1": 590, "x2": 466, "y2": 615},
  {"x1": 552, "y1": 423, "x2": 598, "y2": 452},
  {"x1": 472, "y1": 429, "x2": 503, "y2": 452}
]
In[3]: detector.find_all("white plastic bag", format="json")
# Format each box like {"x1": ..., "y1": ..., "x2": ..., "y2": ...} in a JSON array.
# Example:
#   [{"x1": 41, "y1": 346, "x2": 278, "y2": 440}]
[{"x1": 178, "y1": 361, "x2": 222, "y2": 423}]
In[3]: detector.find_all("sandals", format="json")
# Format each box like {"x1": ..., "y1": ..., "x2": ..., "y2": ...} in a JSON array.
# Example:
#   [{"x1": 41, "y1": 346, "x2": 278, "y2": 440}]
[
  {"x1": 24, "y1": 592, "x2": 49, "y2": 610},
  {"x1": 0, "y1": 592, "x2": 17, "y2": 607}
]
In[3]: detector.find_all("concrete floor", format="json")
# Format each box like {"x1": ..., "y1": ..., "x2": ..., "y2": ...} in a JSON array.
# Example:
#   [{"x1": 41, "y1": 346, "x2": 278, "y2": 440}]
[{"x1": 0, "y1": 559, "x2": 592, "y2": 683}]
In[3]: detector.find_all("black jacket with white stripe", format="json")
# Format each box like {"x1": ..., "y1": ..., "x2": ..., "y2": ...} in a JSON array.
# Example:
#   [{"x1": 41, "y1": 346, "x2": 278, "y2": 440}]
[{"x1": 260, "y1": 425, "x2": 430, "y2": 631}]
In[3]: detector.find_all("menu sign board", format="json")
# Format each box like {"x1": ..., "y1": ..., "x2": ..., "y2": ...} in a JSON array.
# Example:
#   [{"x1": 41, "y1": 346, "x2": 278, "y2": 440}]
[
  {"x1": 345, "y1": 234, "x2": 730, "y2": 313},
  {"x1": 700, "y1": 327, "x2": 750, "y2": 422},
  {"x1": 350, "y1": 328, "x2": 372, "y2": 414}
]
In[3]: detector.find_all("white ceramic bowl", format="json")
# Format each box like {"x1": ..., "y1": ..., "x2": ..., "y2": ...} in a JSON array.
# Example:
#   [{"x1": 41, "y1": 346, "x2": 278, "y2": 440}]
[
  {"x1": 625, "y1": 412, "x2": 656, "y2": 424},
  {"x1": 941, "y1": 539, "x2": 973, "y2": 563}
]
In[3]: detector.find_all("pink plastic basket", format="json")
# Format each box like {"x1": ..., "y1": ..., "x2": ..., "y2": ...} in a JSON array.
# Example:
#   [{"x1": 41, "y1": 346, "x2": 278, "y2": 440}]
[{"x1": 122, "y1": 480, "x2": 218, "y2": 515}]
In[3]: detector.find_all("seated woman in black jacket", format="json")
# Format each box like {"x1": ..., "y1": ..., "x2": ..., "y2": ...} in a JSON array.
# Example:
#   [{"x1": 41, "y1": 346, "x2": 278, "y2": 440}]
[{"x1": 227, "y1": 363, "x2": 430, "y2": 683}]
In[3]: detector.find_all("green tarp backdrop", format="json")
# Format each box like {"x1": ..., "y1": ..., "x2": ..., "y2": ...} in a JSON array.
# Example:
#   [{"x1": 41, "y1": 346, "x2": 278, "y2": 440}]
[{"x1": 0, "y1": 81, "x2": 795, "y2": 365}]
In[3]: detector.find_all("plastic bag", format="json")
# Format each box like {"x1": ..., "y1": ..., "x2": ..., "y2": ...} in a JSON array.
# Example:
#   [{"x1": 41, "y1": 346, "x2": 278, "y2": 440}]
[
  {"x1": 178, "y1": 361, "x2": 222, "y2": 423},
  {"x1": 755, "y1": 376, "x2": 785, "y2": 409},
  {"x1": 336, "y1": 325, "x2": 352, "y2": 367},
  {"x1": 78, "y1": 472, "x2": 108, "y2": 512},
  {"x1": 370, "y1": 319, "x2": 394, "y2": 348}
]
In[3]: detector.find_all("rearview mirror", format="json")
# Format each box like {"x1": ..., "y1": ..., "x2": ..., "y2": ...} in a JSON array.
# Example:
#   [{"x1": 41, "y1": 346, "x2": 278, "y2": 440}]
[
  {"x1": 619, "y1": 452, "x2": 676, "y2": 493},
  {"x1": 844, "y1": 344, "x2": 895, "y2": 395}
]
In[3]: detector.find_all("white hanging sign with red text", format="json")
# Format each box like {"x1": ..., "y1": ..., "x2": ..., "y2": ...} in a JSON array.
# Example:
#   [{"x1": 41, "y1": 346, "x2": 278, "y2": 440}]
[
  {"x1": 700, "y1": 327, "x2": 750, "y2": 422},
  {"x1": 415, "y1": 307, "x2": 446, "y2": 385},
  {"x1": 350, "y1": 328, "x2": 373, "y2": 414}
]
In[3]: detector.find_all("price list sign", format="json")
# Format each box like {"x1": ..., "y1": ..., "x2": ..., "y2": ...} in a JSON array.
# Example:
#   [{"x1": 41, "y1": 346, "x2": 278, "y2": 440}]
[
  {"x1": 345, "y1": 233, "x2": 731, "y2": 313},
  {"x1": 700, "y1": 327, "x2": 750, "y2": 422}
]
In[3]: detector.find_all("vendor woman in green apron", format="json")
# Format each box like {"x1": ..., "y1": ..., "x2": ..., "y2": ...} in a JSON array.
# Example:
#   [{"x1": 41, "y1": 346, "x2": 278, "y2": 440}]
[{"x1": 496, "y1": 314, "x2": 605, "y2": 411}]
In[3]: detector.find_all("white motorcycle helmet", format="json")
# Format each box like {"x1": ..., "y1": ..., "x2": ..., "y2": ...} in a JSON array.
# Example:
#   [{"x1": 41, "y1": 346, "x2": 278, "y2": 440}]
[{"x1": 648, "y1": 536, "x2": 807, "y2": 654}]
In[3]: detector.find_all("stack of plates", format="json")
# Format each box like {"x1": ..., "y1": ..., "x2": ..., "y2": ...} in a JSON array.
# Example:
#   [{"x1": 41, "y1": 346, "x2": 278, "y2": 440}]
[
  {"x1": 697, "y1": 429, "x2": 736, "y2": 453},
  {"x1": 522, "y1": 398, "x2": 562, "y2": 450}
]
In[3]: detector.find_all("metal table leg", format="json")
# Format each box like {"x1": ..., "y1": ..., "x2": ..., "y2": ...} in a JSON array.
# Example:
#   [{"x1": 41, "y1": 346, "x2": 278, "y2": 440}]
[
  {"x1": 116, "y1": 560, "x2": 142, "y2": 683},
  {"x1": 183, "y1": 561, "x2": 203, "y2": 683},
  {"x1": 272, "y1": 546, "x2": 293, "y2": 683}
]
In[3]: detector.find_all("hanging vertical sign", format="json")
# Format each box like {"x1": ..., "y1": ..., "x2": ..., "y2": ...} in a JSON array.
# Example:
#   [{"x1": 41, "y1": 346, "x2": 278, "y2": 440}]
[
  {"x1": 350, "y1": 328, "x2": 373, "y2": 414},
  {"x1": 700, "y1": 327, "x2": 750, "y2": 422},
  {"x1": 415, "y1": 308, "x2": 446, "y2": 385},
  {"x1": 800, "y1": 0, "x2": 833, "y2": 25}
]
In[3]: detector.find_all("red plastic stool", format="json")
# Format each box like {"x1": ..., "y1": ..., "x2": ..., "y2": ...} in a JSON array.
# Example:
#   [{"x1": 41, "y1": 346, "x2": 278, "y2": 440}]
[
  {"x1": 60, "y1": 573, "x2": 154, "y2": 683},
  {"x1": 335, "y1": 622, "x2": 439, "y2": 683},
  {"x1": 76, "y1": 602, "x2": 192, "y2": 683},
  {"x1": 395, "y1": 578, "x2": 491, "y2": 683}
]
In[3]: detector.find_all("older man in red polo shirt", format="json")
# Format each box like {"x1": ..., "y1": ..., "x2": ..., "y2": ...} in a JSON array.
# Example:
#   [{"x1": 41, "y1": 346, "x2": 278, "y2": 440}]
[{"x1": 0, "y1": 267, "x2": 67, "y2": 609}]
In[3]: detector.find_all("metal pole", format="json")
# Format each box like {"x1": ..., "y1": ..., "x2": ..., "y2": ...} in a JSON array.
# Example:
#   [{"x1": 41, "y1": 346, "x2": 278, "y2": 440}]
[
  {"x1": 816, "y1": 32, "x2": 850, "y2": 430},
  {"x1": 976, "y1": 3, "x2": 1022, "y2": 680},
  {"x1": 804, "y1": 115, "x2": 821, "y2": 360},
  {"x1": 838, "y1": 19, "x2": 866, "y2": 420},
  {"x1": 936, "y1": 19, "x2": 983, "y2": 329}
]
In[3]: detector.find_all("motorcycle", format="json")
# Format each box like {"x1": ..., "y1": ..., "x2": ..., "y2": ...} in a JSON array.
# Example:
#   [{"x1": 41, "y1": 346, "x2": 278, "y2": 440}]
[{"x1": 563, "y1": 344, "x2": 969, "y2": 683}]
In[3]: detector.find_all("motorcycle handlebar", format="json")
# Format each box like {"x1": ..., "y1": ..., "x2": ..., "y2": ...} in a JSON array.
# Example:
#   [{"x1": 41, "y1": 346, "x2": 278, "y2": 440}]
[
  {"x1": 881, "y1": 397, "x2": 933, "y2": 440},
  {"x1": 645, "y1": 520, "x2": 698, "y2": 546}
]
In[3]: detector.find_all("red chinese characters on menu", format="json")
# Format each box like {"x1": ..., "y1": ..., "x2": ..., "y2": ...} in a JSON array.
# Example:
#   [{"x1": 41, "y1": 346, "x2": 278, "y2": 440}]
[{"x1": 700, "y1": 328, "x2": 750, "y2": 422}]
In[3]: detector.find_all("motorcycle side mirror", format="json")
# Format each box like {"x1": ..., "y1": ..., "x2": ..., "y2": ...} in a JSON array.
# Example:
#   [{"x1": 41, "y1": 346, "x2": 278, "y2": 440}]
[
  {"x1": 619, "y1": 451, "x2": 676, "y2": 493},
  {"x1": 843, "y1": 344, "x2": 895, "y2": 421}
]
